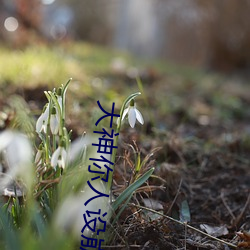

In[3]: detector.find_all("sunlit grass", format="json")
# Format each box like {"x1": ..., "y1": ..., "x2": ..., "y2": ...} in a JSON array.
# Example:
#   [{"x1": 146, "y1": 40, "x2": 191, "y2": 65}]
[
  {"x1": 0, "y1": 40, "x2": 247, "y2": 130},
  {"x1": 0, "y1": 41, "x2": 206, "y2": 87},
  {"x1": 0, "y1": 76, "x2": 154, "y2": 250},
  {"x1": 0, "y1": 42, "x2": 134, "y2": 87},
  {"x1": 0, "y1": 44, "x2": 85, "y2": 86},
  {"x1": 0, "y1": 40, "x2": 249, "y2": 250}
]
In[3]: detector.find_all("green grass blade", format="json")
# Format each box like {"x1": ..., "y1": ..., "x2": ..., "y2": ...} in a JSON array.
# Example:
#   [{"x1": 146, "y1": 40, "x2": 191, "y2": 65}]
[
  {"x1": 32, "y1": 210, "x2": 46, "y2": 237},
  {"x1": 112, "y1": 167, "x2": 154, "y2": 211},
  {"x1": 112, "y1": 192, "x2": 133, "y2": 225},
  {"x1": 0, "y1": 208, "x2": 21, "y2": 250}
]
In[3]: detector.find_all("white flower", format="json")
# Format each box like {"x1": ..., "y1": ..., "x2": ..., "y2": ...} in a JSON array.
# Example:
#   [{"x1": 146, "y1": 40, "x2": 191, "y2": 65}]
[
  {"x1": 0, "y1": 130, "x2": 33, "y2": 190},
  {"x1": 56, "y1": 87, "x2": 63, "y2": 113},
  {"x1": 35, "y1": 149, "x2": 42, "y2": 164},
  {"x1": 67, "y1": 135, "x2": 88, "y2": 164},
  {"x1": 35, "y1": 144, "x2": 43, "y2": 164},
  {"x1": 50, "y1": 106, "x2": 59, "y2": 135},
  {"x1": 54, "y1": 180, "x2": 111, "y2": 238},
  {"x1": 67, "y1": 134, "x2": 111, "y2": 168},
  {"x1": 122, "y1": 99, "x2": 144, "y2": 128},
  {"x1": 51, "y1": 145, "x2": 67, "y2": 169},
  {"x1": 36, "y1": 104, "x2": 50, "y2": 133},
  {"x1": 57, "y1": 95, "x2": 63, "y2": 111}
]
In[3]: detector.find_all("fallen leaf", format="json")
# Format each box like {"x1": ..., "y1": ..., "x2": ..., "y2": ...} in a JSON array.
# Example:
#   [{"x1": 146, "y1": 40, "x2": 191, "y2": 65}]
[
  {"x1": 237, "y1": 231, "x2": 250, "y2": 248},
  {"x1": 142, "y1": 198, "x2": 163, "y2": 210},
  {"x1": 142, "y1": 198, "x2": 164, "y2": 221},
  {"x1": 179, "y1": 199, "x2": 191, "y2": 222},
  {"x1": 174, "y1": 192, "x2": 191, "y2": 222},
  {"x1": 200, "y1": 224, "x2": 229, "y2": 237}
]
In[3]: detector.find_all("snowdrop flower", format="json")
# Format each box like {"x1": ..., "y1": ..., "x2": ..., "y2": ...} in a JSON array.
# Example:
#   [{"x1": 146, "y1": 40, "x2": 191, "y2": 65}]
[
  {"x1": 122, "y1": 99, "x2": 144, "y2": 128},
  {"x1": 0, "y1": 130, "x2": 33, "y2": 190},
  {"x1": 50, "y1": 106, "x2": 59, "y2": 135},
  {"x1": 67, "y1": 134, "x2": 111, "y2": 169},
  {"x1": 35, "y1": 144, "x2": 43, "y2": 164},
  {"x1": 56, "y1": 87, "x2": 63, "y2": 111},
  {"x1": 57, "y1": 95, "x2": 63, "y2": 112},
  {"x1": 67, "y1": 134, "x2": 89, "y2": 164},
  {"x1": 36, "y1": 103, "x2": 50, "y2": 133},
  {"x1": 54, "y1": 180, "x2": 111, "y2": 238},
  {"x1": 51, "y1": 142, "x2": 67, "y2": 169}
]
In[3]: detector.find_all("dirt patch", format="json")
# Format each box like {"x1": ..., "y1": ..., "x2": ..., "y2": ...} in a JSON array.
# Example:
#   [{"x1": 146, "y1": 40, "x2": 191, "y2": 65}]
[{"x1": 2, "y1": 75, "x2": 250, "y2": 249}]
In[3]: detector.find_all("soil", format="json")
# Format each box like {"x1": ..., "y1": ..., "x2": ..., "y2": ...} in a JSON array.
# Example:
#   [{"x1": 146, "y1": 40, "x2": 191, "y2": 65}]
[{"x1": 1, "y1": 70, "x2": 250, "y2": 250}]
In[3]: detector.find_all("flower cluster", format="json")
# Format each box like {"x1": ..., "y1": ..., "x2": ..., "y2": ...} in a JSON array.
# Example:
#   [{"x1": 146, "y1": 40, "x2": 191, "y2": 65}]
[
  {"x1": 35, "y1": 80, "x2": 71, "y2": 186},
  {"x1": 33, "y1": 85, "x2": 146, "y2": 241},
  {"x1": 0, "y1": 75, "x2": 150, "y2": 250},
  {"x1": 36, "y1": 89, "x2": 62, "y2": 136}
]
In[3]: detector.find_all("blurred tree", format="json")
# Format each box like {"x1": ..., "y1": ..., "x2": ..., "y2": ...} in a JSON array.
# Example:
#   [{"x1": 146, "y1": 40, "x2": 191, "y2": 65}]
[
  {"x1": 1, "y1": 0, "x2": 250, "y2": 72},
  {"x1": 160, "y1": 0, "x2": 250, "y2": 71},
  {"x1": 16, "y1": 0, "x2": 41, "y2": 32},
  {"x1": 63, "y1": 0, "x2": 115, "y2": 44},
  {"x1": 204, "y1": 0, "x2": 250, "y2": 71},
  {"x1": 0, "y1": 0, "x2": 42, "y2": 46}
]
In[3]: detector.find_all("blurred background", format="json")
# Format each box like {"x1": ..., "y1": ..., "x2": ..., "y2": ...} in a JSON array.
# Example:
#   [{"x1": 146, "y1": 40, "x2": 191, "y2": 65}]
[
  {"x1": 0, "y1": 2, "x2": 250, "y2": 249},
  {"x1": 1, "y1": 0, "x2": 250, "y2": 72}
]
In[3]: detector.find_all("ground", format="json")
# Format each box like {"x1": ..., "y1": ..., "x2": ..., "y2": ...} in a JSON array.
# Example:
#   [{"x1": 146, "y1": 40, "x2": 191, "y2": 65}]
[
  {"x1": 107, "y1": 75, "x2": 250, "y2": 249},
  {"x1": 0, "y1": 42, "x2": 250, "y2": 249}
]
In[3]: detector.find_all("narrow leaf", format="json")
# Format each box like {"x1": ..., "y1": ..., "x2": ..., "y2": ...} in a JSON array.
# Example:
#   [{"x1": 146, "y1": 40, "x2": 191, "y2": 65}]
[
  {"x1": 112, "y1": 167, "x2": 154, "y2": 211},
  {"x1": 179, "y1": 199, "x2": 191, "y2": 222}
]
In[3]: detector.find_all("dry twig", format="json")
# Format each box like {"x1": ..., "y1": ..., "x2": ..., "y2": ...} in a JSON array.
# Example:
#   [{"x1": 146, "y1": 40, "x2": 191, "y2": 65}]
[{"x1": 129, "y1": 203, "x2": 238, "y2": 249}]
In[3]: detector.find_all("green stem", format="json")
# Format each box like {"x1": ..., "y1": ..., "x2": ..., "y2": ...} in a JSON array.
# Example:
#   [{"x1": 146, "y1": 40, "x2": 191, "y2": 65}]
[
  {"x1": 45, "y1": 97, "x2": 53, "y2": 164},
  {"x1": 52, "y1": 134, "x2": 56, "y2": 152},
  {"x1": 61, "y1": 78, "x2": 72, "y2": 127},
  {"x1": 49, "y1": 92, "x2": 63, "y2": 136},
  {"x1": 106, "y1": 92, "x2": 141, "y2": 194}
]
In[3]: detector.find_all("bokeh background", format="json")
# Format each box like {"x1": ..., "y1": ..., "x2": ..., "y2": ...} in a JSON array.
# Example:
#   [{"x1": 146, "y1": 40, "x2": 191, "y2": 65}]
[
  {"x1": 0, "y1": 1, "x2": 250, "y2": 249},
  {"x1": 2, "y1": 0, "x2": 250, "y2": 72}
]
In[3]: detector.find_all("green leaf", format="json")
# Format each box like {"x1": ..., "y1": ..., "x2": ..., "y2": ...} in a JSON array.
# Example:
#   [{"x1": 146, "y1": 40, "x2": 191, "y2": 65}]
[
  {"x1": 32, "y1": 209, "x2": 46, "y2": 237},
  {"x1": 0, "y1": 208, "x2": 21, "y2": 250},
  {"x1": 112, "y1": 167, "x2": 154, "y2": 211},
  {"x1": 179, "y1": 199, "x2": 191, "y2": 222},
  {"x1": 62, "y1": 78, "x2": 72, "y2": 98},
  {"x1": 135, "y1": 152, "x2": 141, "y2": 173},
  {"x1": 112, "y1": 192, "x2": 133, "y2": 225}
]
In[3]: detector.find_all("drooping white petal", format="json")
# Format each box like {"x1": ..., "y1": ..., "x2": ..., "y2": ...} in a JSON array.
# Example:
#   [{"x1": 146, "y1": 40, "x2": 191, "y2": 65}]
[
  {"x1": 54, "y1": 180, "x2": 111, "y2": 238},
  {"x1": 36, "y1": 113, "x2": 45, "y2": 133},
  {"x1": 50, "y1": 114, "x2": 59, "y2": 135},
  {"x1": 59, "y1": 148, "x2": 67, "y2": 169},
  {"x1": 44, "y1": 103, "x2": 50, "y2": 117},
  {"x1": 135, "y1": 108, "x2": 144, "y2": 125},
  {"x1": 57, "y1": 96, "x2": 63, "y2": 111},
  {"x1": 0, "y1": 130, "x2": 14, "y2": 151},
  {"x1": 35, "y1": 149, "x2": 43, "y2": 164},
  {"x1": 36, "y1": 104, "x2": 50, "y2": 134},
  {"x1": 122, "y1": 107, "x2": 129, "y2": 120},
  {"x1": 51, "y1": 147, "x2": 67, "y2": 169},
  {"x1": 67, "y1": 135, "x2": 91, "y2": 164},
  {"x1": 57, "y1": 158, "x2": 64, "y2": 169},
  {"x1": 51, "y1": 147, "x2": 61, "y2": 168},
  {"x1": 42, "y1": 122, "x2": 48, "y2": 133},
  {"x1": 0, "y1": 130, "x2": 33, "y2": 191},
  {"x1": 128, "y1": 107, "x2": 136, "y2": 128},
  {"x1": 5, "y1": 133, "x2": 32, "y2": 170},
  {"x1": 121, "y1": 101, "x2": 144, "y2": 128},
  {"x1": 116, "y1": 117, "x2": 121, "y2": 125}
]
